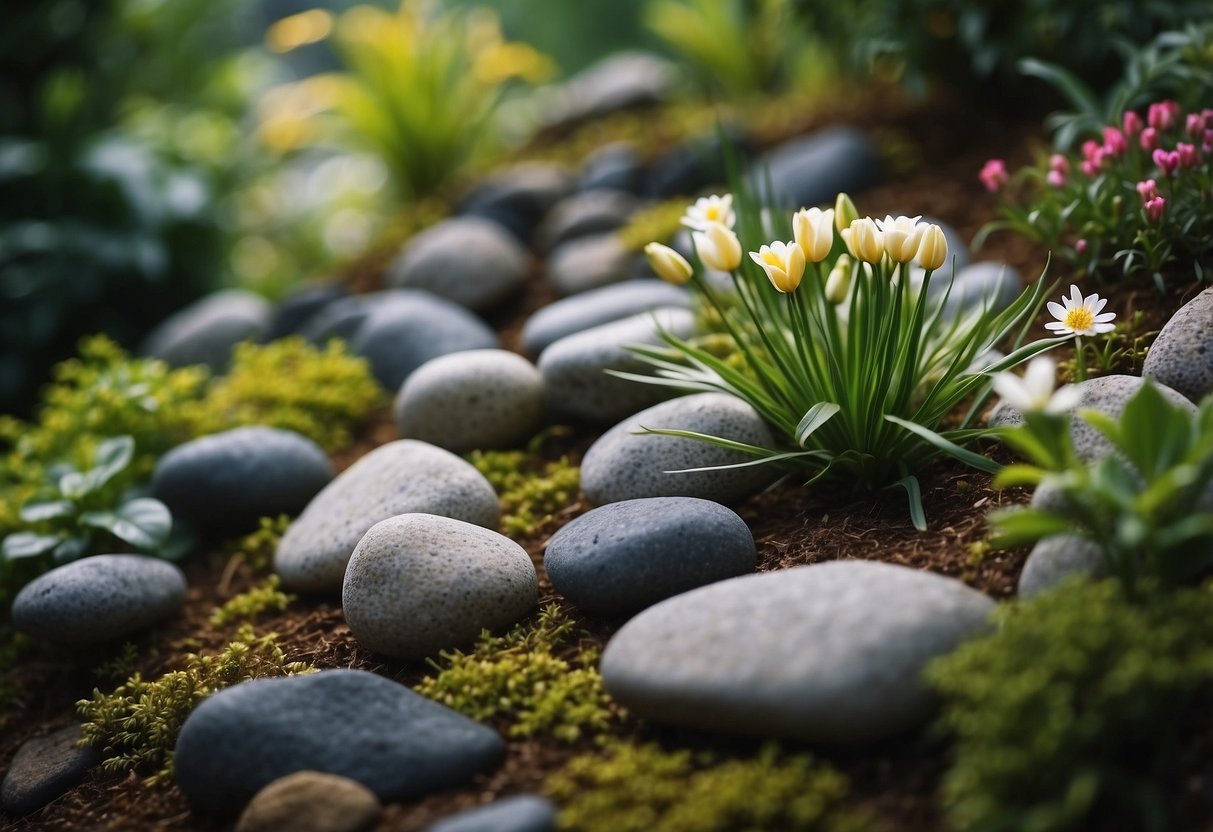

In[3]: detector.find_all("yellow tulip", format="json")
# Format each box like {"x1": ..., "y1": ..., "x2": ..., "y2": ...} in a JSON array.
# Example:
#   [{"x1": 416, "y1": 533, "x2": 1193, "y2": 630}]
[
  {"x1": 692, "y1": 221, "x2": 743, "y2": 272},
  {"x1": 749, "y1": 241, "x2": 806, "y2": 293},
  {"x1": 792, "y1": 207, "x2": 835, "y2": 263},
  {"x1": 643, "y1": 242, "x2": 693, "y2": 285},
  {"x1": 825, "y1": 254, "x2": 853, "y2": 304},
  {"x1": 834, "y1": 193, "x2": 858, "y2": 233},
  {"x1": 916, "y1": 224, "x2": 949, "y2": 271},
  {"x1": 841, "y1": 217, "x2": 884, "y2": 264}
]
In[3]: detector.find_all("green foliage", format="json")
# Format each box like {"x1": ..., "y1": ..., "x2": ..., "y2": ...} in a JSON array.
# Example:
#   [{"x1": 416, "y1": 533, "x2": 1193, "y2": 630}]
[
  {"x1": 93, "y1": 642, "x2": 141, "y2": 685},
  {"x1": 1056, "y1": 310, "x2": 1156, "y2": 380},
  {"x1": 210, "y1": 576, "x2": 296, "y2": 628},
  {"x1": 77, "y1": 626, "x2": 315, "y2": 786},
  {"x1": 2, "y1": 436, "x2": 173, "y2": 570},
  {"x1": 466, "y1": 448, "x2": 580, "y2": 537},
  {"x1": 185, "y1": 338, "x2": 382, "y2": 453},
  {"x1": 927, "y1": 578, "x2": 1213, "y2": 832},
  {"x1": 221, "y1": 514, "x2": 292, "y2": 574},
  {"x1": 415, "y1": 604, "x2": 615, "y2": 743},
  {"x1": 992, "y1": 381, "x2": 1213, "y2": 592},
  {"x1": 546, "y1": 741, "x2": 876, "y2": 832}
]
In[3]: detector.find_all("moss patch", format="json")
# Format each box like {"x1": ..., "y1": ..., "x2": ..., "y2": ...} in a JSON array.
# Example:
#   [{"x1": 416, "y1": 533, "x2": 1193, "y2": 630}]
[
  {"x1": 466, "y1": 448, "x2": 580, "y2": 537},
  {"x1": 210, "y1": 576, "x2": 296, "y2": 628}
]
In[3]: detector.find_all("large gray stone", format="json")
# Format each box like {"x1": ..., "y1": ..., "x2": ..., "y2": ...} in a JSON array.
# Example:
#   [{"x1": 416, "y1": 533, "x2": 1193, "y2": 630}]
[
  {"x1": 425, "y1": 795, "x2": 557, "y2": 832},
  {"x1": 1, "y1": 725, "x2": 98, "y2": 816},
  {"x1": 386, "y1": 218, "x2": 530, "y2": 313},
  {"x1": 263, "y1": 282, "x2": 348, "y2": 342},
  {"x1": 1018, "y1": 535, "x2": 1105, "y2": 599},
  {"x1": 542, "y1": 52, "x2": 677, "y2": 129},
  {"x1": 13, "y1": 555, "x2": 186, "y2": 644},
  {"x1": 544, "y1": 497, "x2": 755, "y2": 616},
  {"x1": 537, "y1": 189, "x2": 638, "y2": 253},
  {"x1": 538, "y1": 308, "x2": 694, "y2": 424},
  {"x1": 458, "y1": 163, "x2": 574, "y2": 242},
  {"x1": 579, "y1": 142, "x2": 643, "y2": 194},
  {"x1": 174, "y1": 669, "x2": 506, "y2": 816},
  {"x1": 601, "y1": 561, "x2": 996, "y2": 743},
  {"x1": 546, "y1": 233, "x2": 634, "y2": 296},
  {"x1": 1143, "y1": 285, "x2": 1213, "y2": 403},
  {"x1": 521, "y1": 280, "x2": 690, "y2": 357},
  {"x1": 581, "y1": 392, "x2": 778, "y2": 506},
  {"x1": 343, "y1": 514, "x2": 538, "y2": 660},
  {"x1": 747, "y1": 128, "x2": 883, "y2": 211},
  {"x1": 395, "y1": 350, "x2": 544, "y2": 454},
  {"x1": 274, "y1": 440, "x2": 499, "y2": 594},
  {"x1": 141, "y1": 289, "x2": 269, "y2": 371},
  {"x1": 152, "y1": 427, "x2": 333, "y2": 535}
]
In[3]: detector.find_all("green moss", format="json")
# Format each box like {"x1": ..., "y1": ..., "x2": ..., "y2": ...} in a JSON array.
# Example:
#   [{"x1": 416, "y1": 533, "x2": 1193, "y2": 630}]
[
  {"x1": 415, "y1": 603, "x2": 616, "y2": 743},
  {"x1": 466, "y1": 449, "x2": 580, "y2": 537},
  {"x1": 210, "y1": 576, "x2": 296, "y2": 628},
  {"x1": 926, "y1": 578, "x2": 1213, "y2": 832},
  {"x1": 77, "y1": 626, "x2": 314, "y2": 786},
  {"x1": 617, "y1": 198, "x2": 694, "y2": 253},
  {"x1": 184, "y1": 337, "x2": 382, "y2": 452},
  {"x1": 221, "y1": 514, "x2": 292, "y2": 573},
  {"x1": 546, "y1": 742, "x2": 877, "y2": 832},
  {"x1": 92, "y1": 642, "x2": 142, "y2": 685}
]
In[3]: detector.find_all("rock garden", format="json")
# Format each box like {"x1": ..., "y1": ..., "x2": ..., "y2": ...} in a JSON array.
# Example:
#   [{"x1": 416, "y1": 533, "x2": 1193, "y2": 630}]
[{"x1": 3, "y1": 2, "x2": 1213, "y2": 831}]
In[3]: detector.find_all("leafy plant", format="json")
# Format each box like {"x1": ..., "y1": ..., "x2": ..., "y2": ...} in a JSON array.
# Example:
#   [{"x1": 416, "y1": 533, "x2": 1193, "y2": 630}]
[
  {"x1": 629, "y1": 191, "x2": 1062, "y2": 528},
  {"x1": 991, "y1": 376, "x2": 1213, "y2": 593},
  {"x1": 210, "y1": 575, "x2": 296, "y2": 628},
  {"x1": 184, "y1": 337, "x2": 382, "y2": 452},
  {"x1": 77, "y1": 625, "x2": 315, "y2": 786},
  {"x1": 978, "y1": 100, "x2": 1213, "y2": 288},
  {"x1": 465, "y1": 445, "x2": 580, "y2": 537},
  {"x1": 415, "y1": 603, "x2": 616, "y2": 742},
  {"x1": 1, "y1": 436, "x2": 172, "y2": 568},
  {"x1": 927, "y1": 578, "x2": 1213, "y2": 832},
  {"x1": 1056, "y1": 310, "x2": 1156, "y2": 380},
  {"x1": 546, "y1": 741, "x2": 876, "y2": 832}
]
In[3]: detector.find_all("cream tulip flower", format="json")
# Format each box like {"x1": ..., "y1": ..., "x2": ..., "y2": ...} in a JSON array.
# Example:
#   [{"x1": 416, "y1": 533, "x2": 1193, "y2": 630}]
[
  {"x1": 792, "y1": 207, "x2": 835, "y2": 263},
  {"x1": 915, "y1": 224, "x2": 949, "y2": 271},
  {"x1": 692, "y1": 221, "x2": 742, "y2": 272},
  {"x1": 825, "y1": 254, "x2": 852, "y2": 303},
  {"x1": 840, "y1": 217, "x2": 884, "y2": 264},
  {"x1": 644, "y1": 242, "x2": 693, "y2": 285},
  {"x1": 875, "y1": 215, "x2": 925, "y2": 263},
  {"x1": 749, "y1": 240, "x2": 806, "y2": 293},
  {"x1": 681, "y1": 193, "x2": 735, "y2": 231},
  {"x1": 834, "y1": 192, "x2": 858, "y2": 233}
]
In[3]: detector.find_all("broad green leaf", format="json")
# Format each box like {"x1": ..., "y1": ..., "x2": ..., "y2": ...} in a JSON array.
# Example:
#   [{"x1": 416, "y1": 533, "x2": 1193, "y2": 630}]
[
  {"x1": 52, "y1": 536, "x2": 90, "y2": 564},
  {"x1": 2, "y1": 532, "x2": 60, "y2": 560},
  {"x1": 79, "y1": 498, "x2": 171, "y2": 551},
  {"x1": 989, "y1": 508, "x2": 1076, "y2": 548},
  {"x1": 993, "y1": 464, "x2": 1046, "y2": 489},
  {"x1": 1108, "y1": 381, "x2": 1194, "y2": 478},
  {"x1": 90, "y1": 435, "x2": 136, "y2": 490},
  {"x1": 58, "y1": 471, "x2": 90, "y2": 500},
  {"x1": 19, "y1": 499, "x2": 76, "y2": 523},
  {"x1": 794, "y1": 402, "x2": 840, "y2": 448}
]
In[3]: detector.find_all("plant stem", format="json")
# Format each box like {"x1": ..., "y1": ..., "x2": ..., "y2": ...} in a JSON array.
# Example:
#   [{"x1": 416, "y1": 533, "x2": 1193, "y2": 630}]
[{"x1": 1074, "y1": 336, "x2": 1087, "y2": 382}]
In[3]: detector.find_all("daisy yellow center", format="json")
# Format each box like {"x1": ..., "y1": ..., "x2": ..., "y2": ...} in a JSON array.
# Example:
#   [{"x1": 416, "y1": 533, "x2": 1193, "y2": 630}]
[
  {"x1": 705, "y1": 206, "x2": 722, "y2": 221},
  {"x1": 1064, "y1": 306, "x2": 1094, "y2": 331}
]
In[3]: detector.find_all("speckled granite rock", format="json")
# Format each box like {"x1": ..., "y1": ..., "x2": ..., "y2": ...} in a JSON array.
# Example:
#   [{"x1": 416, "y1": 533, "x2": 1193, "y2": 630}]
[
  {"x1": 1, "y1": 725, "x2": 98, "y2": 816},
  {"x1": 1143, "y1": 285, "x2": 1213, "y2": 403},
  {"x1": 1018, "y1": 535, "x2": 1105, "y2": 599},
  {"x1": 141, "y1": 290, "x2": 269, "y2": 371},
  {"x1": 520, "y1": 280, "x2": 690, "y2": 357}
]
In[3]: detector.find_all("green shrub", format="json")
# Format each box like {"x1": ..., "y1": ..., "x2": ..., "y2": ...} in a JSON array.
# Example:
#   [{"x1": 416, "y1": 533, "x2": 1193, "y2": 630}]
[
  {"x1": 185, "y1": 338, "x2": 382, "y2": 452},
  {"x1": 77, "y1": 626, "x2": 314, "y2": 786},
  {"x1": 926, "y1": 578, "x2": 1213, "y2": 832},
  {"x1": 210, "y1": 575, "x2": 296, "y2": 628},
  {"x1": 546, "y1": 741, "x2": 876, "y2": 832},
  {"x1": 466, "y1": 448, "x2": 579, "y2": 537},
  {"x1": 415, "y1": 603, "x2": 615, "y2": 742}
]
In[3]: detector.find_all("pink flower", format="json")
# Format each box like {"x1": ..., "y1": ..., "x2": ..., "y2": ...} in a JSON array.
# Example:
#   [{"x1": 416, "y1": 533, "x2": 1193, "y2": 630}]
[
  {"x1": 1075, "y1": 239, "x2": 1089, "y2": 255},
  {"x1": 1122, "y1": 110, "x2": 1143, "y2": 137},
  {"x1": 1136, "y1": 179, "x2": 1158, "y2": 203},
  {"x1": 1048, "y1": 154, "x2": 1070, "y2": 174},
  {"x1": 1081, "y1": 140, "x2": 1100, "y2": 161},
  {"x1": 980, "y1": 159, "x2": 1009, "y2": 193},
  {"x1": 1148, "y1": 100, "x2": 1181, "y2": 131},
  {"x1": 1102, "y1": 126, "x2": 1128, "y2": 157},
  {"x1": 1187, "y1": 113, "x2": 1205, "y2": 137},
  {"x1": 1204, "y1": 129, "x2": 1213, "y2": 154},
  {"x1": 1046, "y1": 169, "x2": 1066, "y2": 188},
  {"x1": 1080, "y1": 147, "x2": 1110, "y2": 177},
  {"x1": 1153, "y1": 148, "x2": 1181, "y2": 176},
  {"x1": 1140, "y1": 127, "x2": 1159, "y2": 150},
  {"x1": 1177, "y1": 142, "x2": 1201, "y2": 168},
  {"x1": 1144, "y1": 196, "x2": 1166, "y2": 224}
]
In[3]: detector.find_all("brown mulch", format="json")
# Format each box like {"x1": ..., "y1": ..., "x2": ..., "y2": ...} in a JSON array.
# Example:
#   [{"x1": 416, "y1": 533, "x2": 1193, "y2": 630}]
[{"x1": 0, "y1": 91, "x2": 1201, "y2": 832}]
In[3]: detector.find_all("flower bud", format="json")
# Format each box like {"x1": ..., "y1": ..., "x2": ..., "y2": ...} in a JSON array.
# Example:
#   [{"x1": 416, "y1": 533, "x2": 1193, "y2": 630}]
[
  {"x1": 1136, "y1": 178, "x2": 1158, "y2": 203},
  {"x1": 825, "y1": 255, "x2": 852, "y2": 304},
  {"x1": 1122, "y1": 110, "x2": 1143, "y2": 137},
  {"x1": 1144, "y1": 196, "x2": 1166, "y2": 224},
  {"x1": 792, "y1": 206, "x2": 835, "y2": 263},
  {"x1": 1140, "y1": 127, "x2": 1159, "y2": 150},
  {"x1": 643, "y1": 242, "x2": 693, "y2": 285},
  {"x1": 692, "y1": 221, "x2": 742, "y2": 272},
  {"x1": 915, "y1": 224, "x2": 948, "y2": 271},
  {"x1": 833, "y1": 193, "x2": 858, "y2": 233},
  {"x1": 748, "y1": 240, "x2": 805, "y2": 293},
  {"x1": 979, "y1": 159, "x2": 1009, "y2": 193},
  {"x1": 841, "y1": 217, "x2": 884, "y2": 264}
]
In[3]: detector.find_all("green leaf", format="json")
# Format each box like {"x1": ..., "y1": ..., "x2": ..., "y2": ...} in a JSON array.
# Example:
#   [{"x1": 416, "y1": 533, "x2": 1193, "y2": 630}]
[
  {"x1": 2, "y1": 532, "x2": 60, "y2": 560},
  {"x1": 19, "y1": 499, "x2": 76, "y2": 523},
  {"x1": 1108, "y1": 381, "x2": 1194, "y2": 478},
  {"x1": 79, "y1": 498, "x2": 172, "y2": 551},
  {"x1": 993, "y1": 464, "x2": 1046, "y2": 489},
  {"x1": 990, "y1": 509, "x2": 1076, "y2": 548},
  {"x1": 52, "y1": 536, "x2": 90, "y2": 564},
  {"x1": 794, "y1": 402, "x2": 840, "y2": 448},
  {"x1": 58, "y1": 471, "x2": 90, "y2": 500},
  {"x1": 89, "y1": 435, "x2": 136, "y2": 490},
  {"x1": 891, "y1": 474, "x2": 927, "y2": 532},
  {"x1": 884, "y1": 416, "x2": 1002, "y2": 474}
]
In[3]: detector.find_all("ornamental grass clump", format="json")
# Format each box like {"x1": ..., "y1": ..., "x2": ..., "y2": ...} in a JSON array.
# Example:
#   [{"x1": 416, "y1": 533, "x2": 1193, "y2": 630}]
[
  {"x1": 632, "y1": 191, "x2": 1063, "y2": 528},
  {"x1": 980, "y1": 100, "x2": 1213, "y2": 287}
]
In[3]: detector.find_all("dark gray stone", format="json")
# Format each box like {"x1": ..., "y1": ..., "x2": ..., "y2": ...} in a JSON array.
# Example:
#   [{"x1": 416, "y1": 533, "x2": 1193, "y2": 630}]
[
  {"x1": 600, "y1": 561, "x2": 995, "y2": 743},
  {"x1": 546, "y1": 234, "x2": 634, "y2": 296},
  {"x1": 579, "y1": 143, "x2": 643, "y2": 194},
  {"x1": 1, "y1": 725, "x2": 98, "y2": 816},
  {"x1": 13, "y1": 555, "x2": 186, "y2": 644},
  {"x1": 581, "y1": 392, "x2": 778, "y2": 506},
  {"x1": 348, "y1": 292, "x2": 498, "y2": 390},
  {"x1": 1143, "y1": 285, "x2": 1213, "y2": 403},
  {"x1": 263, "y1": 282, "x2": 348, "y2": 342},
  {"x1": 538, "y1": 308, "x2": 694, "y2": 424},
  {"x1": 153, "y1": 427, "x2": 333, "y2": 534},
  {"x1": 343, "y1": 514, "x2": 538, "y2": 660},
  {"x1": 174, "y1": 670, "x2": 506, "y2": 816},
  {"x1": 1018, "y1": 535, "x2": 1105, "y2": 599},
  {"x1": 386, "y1": 218, "x2": 530, "y2": 313},
  {"x1": 542, "y1": 52, "x2": 676, "y2": 130},
  {"x1": 425, "y1": 795, "x2": 557, "y2": 832},
  {"x1": 537, "y1": 189, "x2": 638, "y2": 253},
  {"x1": 642, "y1": 129, "x2": 744, "y2": 200},
  {"x1": 522, "y1": 280, "x2": 690, "y2": 357},
  {"x1": 458, "y1": 163, "x2": 574, "y2": 242},
  {"x1": 544, "y1": 497, "x2": 755, "y2": 616},
  {"x1": 748, "y1": 127, "x2": 883, "y2": 210},
  {"x1": 141, "y1": 290, "x2": 269, "y2": 371},
  {"x1": 275, "y1": 440, "x2": 499, "y2": 594}
]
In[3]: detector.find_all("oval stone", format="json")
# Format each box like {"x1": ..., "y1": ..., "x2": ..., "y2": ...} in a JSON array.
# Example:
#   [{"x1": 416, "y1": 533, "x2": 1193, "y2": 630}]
[{"x1": 1143, "y1": 285, "x2": 1213, "y2": 403}]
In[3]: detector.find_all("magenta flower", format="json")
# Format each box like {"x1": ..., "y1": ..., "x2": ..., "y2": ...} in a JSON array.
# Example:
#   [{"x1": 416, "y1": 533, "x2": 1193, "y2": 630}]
[
  {"x1": 1048, "y1": 153, "x2": 1069, "y2": 175},
  {"x1": 1148, "y1": 100, "x2": 1181, "y2": 131},
  {"x1": 1046, "y1": 169, "x2": 1065, "y2": 188},
  {"x1": 1204, "y1": 129, "x2": 1213, "y2": 154},
  {"x1": 1176, "y1": 142, "x2": 1201, "y2": 168},
  {"x1": 1144, "y1": 196, "x2": 1166, "y2": 224},
  {"x1": 1075, "y1": 239, "x2": 1089, "y2": 255},
  {"x1": 1122, "y1": 110, "x2": 1143, "y2": 137},
  {"x1": 979, "y1": 159, "x2": 1009, "y2": 193},
  {"x1": 1187, "y1": 113, "x2": 1205, "y2": 137},
  {"x1": 1081, "y1": 140, "x2": 1100, "y2": 160},
  {"x1": 1153, "y1": 148, "x2": 1181, "y2": 177},
  {"x1": 1102, "y1": 126, "x2": 1128, "y2": 157},
  {"x1": 1136, "y1": 179, "x2": 1159, "y2": 203},
  {"x1": 1140, "y1": 127, "x2": 1159, "y2": 150}
]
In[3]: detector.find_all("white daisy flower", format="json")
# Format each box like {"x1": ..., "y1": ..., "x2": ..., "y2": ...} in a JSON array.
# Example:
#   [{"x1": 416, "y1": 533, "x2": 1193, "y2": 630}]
[
  {"x1": 991, "y1": 356, "x2": 1082, "y2": 414},
  {"x1": 1044, "y1": 284, "x2": 1116, "y2": 337},
  {"x1": 681, "y1": 194, "x2": 736, "y2": 231}
]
